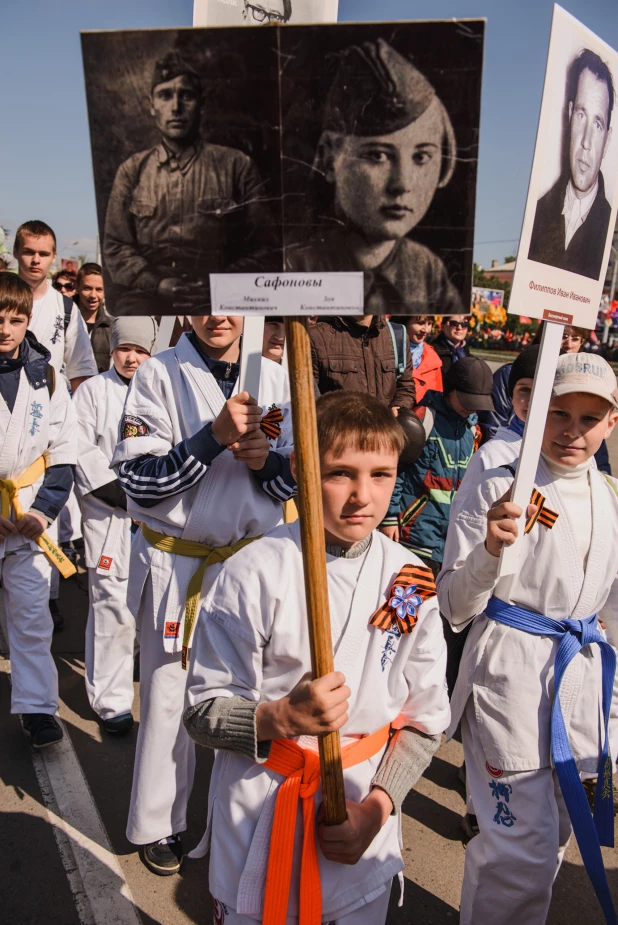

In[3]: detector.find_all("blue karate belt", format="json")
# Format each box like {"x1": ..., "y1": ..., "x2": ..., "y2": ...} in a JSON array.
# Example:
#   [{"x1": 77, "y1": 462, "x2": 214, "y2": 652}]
[{"x1": 486, "y1": 597, "x2": 617, "y2": 925}]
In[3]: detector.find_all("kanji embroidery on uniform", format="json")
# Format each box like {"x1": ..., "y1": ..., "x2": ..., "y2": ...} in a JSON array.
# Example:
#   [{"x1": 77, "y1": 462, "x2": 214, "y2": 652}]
[
  {"x1": 29, "y1": 401, "x2": 43, "y2": 437},
  {"x1": 50, "y1": 315, "x2": 64, "y2": 345},
  {"x1": 380, "y1": 626, "x2": 401, "y2": 671},
  {"x1": 490, "y1": 779, "x2": 516, "y2": 827},
  {"x1": 121, "y1": 414, "x2": 149, "y2": 439}
]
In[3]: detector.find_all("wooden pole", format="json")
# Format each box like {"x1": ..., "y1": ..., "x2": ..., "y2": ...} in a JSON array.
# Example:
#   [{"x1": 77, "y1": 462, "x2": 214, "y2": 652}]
[{"x1": 284, "y1": 317, "x2": 347, "y2": 825}]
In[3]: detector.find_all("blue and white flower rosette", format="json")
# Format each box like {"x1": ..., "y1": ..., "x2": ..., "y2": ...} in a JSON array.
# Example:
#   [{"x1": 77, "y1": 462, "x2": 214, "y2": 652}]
[{"x1": 388, "y1": 584, "x2": 423, "y2": 632}]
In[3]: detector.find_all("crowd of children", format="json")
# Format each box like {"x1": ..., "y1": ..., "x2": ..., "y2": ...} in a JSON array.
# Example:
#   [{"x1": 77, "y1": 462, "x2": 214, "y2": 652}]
[{"x1": 1, "y1": 218, "x2": 618, "y2": 925}]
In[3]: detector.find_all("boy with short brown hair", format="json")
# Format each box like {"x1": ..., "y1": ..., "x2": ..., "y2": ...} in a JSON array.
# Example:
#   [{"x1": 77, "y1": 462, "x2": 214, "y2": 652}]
[
  {"x1": 14, "y1": 220, "x2": 97, "y2": 391},
  {"x1": 184, "y1": 390, "x2": 450, "y2": 925},
  {"x1": 0, "y1": 274, "x2": 76, "y2": 748}
]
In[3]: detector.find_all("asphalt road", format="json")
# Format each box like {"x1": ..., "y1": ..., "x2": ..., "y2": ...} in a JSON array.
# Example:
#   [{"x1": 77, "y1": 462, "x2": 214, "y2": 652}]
[{"x1": 1, "y1": 398, "x2": 617, "y2": 925}]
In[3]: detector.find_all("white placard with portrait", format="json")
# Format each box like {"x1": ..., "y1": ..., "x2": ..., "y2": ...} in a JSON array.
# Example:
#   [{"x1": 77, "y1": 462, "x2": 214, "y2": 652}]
[
  {"x1": 509, "y1": 5, "x2": 618, "y2": 330},
  {"x1": 193, "y1": 0, "x2": 338, "y2": 27}
]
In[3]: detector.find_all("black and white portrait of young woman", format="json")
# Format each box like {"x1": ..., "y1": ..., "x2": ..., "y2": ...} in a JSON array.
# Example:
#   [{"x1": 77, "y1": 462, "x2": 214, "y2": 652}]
[
  {"x1": 282, "y1": 24, "x2": 484, "y2": 315},
  {"x1": 82, "y1": 22, "x2": 483, "y2": 316},
  {"x1": 528, "y1": 47, "x2": 615, "y2": 281}
]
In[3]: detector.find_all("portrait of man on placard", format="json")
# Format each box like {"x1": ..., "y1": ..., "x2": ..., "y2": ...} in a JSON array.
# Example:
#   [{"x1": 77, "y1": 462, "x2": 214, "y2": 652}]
[
  {"x1": 242, "y1": 0, "x2": 291, "y2": 24},
  {"x1": 192, "y1": 0, "x2": 338, "y2": 28},
  {"x1": 528, "y1": 48, "x2": 615, "y2": 280},
  {"x1": 84, "y1": 30, "x2": 281, "y2": 316}
]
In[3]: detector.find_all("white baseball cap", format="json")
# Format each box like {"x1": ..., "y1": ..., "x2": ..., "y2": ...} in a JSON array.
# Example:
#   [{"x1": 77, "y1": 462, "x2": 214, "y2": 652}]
[{"x1": 553, "y1": 353, "x2": 618, "y2": 409}]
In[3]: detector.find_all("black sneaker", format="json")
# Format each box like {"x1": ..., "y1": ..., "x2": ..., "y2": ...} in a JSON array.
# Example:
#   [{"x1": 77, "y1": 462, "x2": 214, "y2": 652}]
[
  {"x1": 141, "y1": 835, "x2": 183, "y2": 876},
  {"x1": 102, "y1": 712, "x2": 134, "y2": 735},
  {"x1": 461, "y1": 812, "x2": 479, "y2": 844},
  {"x1": 23, "y1": 713, "x2": 63, "y2": 749},
  {"x1": 49, "y1": 600, "x2": 64, "y2": 634}
]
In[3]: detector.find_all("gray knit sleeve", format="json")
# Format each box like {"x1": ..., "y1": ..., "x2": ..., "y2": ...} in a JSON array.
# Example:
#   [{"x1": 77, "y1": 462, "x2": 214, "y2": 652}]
[
  {"x1": 183, "y1": 696, "x2": 272, "y2": 764},
  {"x1": 371, "y1": 727, "x2": 442, "y2": 814}
]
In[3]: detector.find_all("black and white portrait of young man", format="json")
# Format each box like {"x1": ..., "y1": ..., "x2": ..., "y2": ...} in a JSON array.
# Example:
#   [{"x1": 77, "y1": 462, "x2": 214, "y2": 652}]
[
  {"x1": 83, "y1": 30, "x2": 282, "y2": 316},
  {"x1": 528, "y1": 48, "x2": 615, "y2": 281}
]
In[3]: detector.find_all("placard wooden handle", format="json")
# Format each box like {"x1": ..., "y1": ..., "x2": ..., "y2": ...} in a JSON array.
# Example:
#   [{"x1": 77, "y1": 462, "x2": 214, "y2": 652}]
[{"x1": 284, "y1": 318, "x2": 347, "y2": 825}]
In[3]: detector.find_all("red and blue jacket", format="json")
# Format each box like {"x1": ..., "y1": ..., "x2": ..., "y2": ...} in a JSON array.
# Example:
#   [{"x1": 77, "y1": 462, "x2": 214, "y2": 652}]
[{"x1": 383, "y1": 390, "x2": 480, "y2": 565}]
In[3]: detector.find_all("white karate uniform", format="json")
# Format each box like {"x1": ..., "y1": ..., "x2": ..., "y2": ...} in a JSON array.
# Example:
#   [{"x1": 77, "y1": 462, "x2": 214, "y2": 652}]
[
  {"x1": 29, "y1": 284, "x2": 98, "y2": 382},
  {"x1": 0, "y1": 362, "x2": 76, "y2": 714},
  {"x1": 187, "y1": 524, "x2": 450, "y2": 922},
  {"x1": 437, "y1": 457, "x2": 618, "y2": 925},
  {"x1": 110, "y1": 334, "x2": 295, "y2": 845},
  {"x1": 74, "y1": 368, "x2": 134, "y2": 721},
  {"x1": 30, "y1": 284, "x2": 97, "y2": 561}
]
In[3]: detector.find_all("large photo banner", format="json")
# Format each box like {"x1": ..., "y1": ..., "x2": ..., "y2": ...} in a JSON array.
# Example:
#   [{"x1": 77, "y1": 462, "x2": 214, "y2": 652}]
[
  {"x1": 193, "y1": 0, "x2": 338, "y2": 26},
  {"x1": 509, "y1": 5, "x2": 618, "y2": 329},
  {"x1": 81, "y1": 21, "x2": 484, "y2": 316}
]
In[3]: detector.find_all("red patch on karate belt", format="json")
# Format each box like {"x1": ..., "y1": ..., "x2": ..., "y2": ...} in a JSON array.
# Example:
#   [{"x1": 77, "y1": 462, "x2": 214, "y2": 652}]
[
  {"x1": 486, "y1": 762, "x2": 503, "y2": 778},
  {"x1": 164, "y1": 621, "x2": 181, "y2": 639},
  {"x1": 369, "y1": 564, "x2": 436, "y2": 634},
  {"x1": 98, "y1": 555, "x2": 113, "y2": 570},
  {"x1": 260, "y1": 405, "x2": 283, "y2": 440}
]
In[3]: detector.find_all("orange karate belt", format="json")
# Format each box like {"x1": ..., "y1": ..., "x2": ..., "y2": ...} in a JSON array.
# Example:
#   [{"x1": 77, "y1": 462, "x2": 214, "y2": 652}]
[{"x1": 262, "y1": 724, "x2": 391, "y2": 925}]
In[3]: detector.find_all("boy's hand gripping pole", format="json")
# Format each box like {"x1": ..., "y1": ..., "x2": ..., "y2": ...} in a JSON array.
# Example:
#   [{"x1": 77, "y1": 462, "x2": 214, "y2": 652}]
[{"x1": 285, "y1": 318, "x2": 347, "y2": 825}]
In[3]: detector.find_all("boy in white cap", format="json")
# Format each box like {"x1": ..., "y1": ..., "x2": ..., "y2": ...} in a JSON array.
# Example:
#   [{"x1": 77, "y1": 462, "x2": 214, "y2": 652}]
[
  {"x1": 74, "y1": 318, "x2": 158, "y2": 735},
  {"x1": 438, "y1": 352, "x2": 618, "y2": 925}
]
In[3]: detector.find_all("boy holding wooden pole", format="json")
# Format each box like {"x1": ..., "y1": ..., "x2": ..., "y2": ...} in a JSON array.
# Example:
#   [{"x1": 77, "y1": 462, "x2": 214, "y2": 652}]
[{"x1": 184, "y1": 390, "x2": 450, "y2": 925}]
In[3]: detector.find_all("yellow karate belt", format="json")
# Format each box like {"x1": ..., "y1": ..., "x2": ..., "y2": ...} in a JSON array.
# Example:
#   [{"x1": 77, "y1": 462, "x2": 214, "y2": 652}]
[
  {"x1": 141, "y1": 523, "x2": 260, "y2": 670},
  {"x1": 0, "y1": 456, "x2": 76, "y2": 579}
]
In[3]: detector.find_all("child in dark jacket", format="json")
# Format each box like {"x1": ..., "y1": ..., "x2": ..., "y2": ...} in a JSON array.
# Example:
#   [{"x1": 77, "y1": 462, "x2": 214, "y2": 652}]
[{"x1": 381, "y1": 357, "x2": 494, "y2": 575}]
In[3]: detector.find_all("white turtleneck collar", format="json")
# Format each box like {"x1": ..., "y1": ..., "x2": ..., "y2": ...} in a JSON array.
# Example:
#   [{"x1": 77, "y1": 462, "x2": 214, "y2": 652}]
[{"x1": 541, "y1": 453, "x2": 593, "y2": 480}]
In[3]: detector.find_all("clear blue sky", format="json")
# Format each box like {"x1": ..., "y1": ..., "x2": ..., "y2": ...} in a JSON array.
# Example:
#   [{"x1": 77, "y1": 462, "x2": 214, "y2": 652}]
[{"x1": 2, "y1": 0, "x2": 617, "y2": 268}]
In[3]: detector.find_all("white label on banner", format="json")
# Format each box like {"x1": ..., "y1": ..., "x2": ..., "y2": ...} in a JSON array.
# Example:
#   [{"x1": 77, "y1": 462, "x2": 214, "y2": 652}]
[{"x1": 210, "y1": 272, "x2": 363, "y2": 315}]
